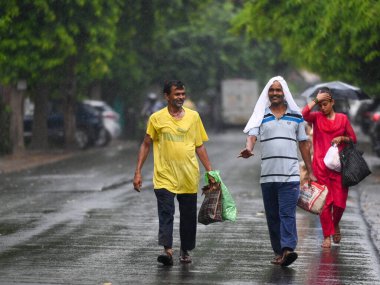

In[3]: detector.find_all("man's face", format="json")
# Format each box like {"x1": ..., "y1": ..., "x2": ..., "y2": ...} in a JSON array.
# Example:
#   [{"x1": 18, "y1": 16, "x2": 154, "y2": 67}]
[
  {"x1": 166, "y1": 86, "x2": 186, "y2": 108},
  {"x1": 268, "y1": 81, "x2": 285, "y2": 106}
]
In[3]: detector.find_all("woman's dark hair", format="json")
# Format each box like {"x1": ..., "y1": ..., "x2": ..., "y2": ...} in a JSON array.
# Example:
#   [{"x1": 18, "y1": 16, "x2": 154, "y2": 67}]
[
  {"x1": 163, "y1": 80, "x2": 185, "y2": 95},
  {"x1": 318, "y1": 87, "x2": 333, "y2": 98}
]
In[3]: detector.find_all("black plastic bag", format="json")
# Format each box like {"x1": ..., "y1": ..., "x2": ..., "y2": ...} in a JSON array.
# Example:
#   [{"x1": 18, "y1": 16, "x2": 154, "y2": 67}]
[{"x1": 339, "y1": 142, "x2": 371, "y2": 187}]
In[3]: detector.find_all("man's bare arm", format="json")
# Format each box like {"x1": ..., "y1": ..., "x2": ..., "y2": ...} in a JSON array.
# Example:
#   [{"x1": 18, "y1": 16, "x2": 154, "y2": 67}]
[
  {"x1": 299, "y1": 140, "x2": 317, "y2": 182},
  {"x1": 196, "y1": 144, "x2": 212, "y2": 172},
  {"x1": 133, "y1": 134, "x2": 152, "y2": 191}
]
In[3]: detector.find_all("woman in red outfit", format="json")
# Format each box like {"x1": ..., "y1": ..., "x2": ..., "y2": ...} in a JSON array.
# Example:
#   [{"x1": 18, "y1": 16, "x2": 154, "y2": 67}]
[{"x1": 302, "y1": 87, "x2": 357, "y2": 248}]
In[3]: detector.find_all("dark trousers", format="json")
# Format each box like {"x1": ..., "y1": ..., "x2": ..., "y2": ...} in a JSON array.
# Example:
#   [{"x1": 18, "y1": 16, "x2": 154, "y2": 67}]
[
  {"x1": 154, "y1": 188, "x2": 197, "y2": 251},
  {"x1": 261, "y1": 182, "x2": 300, "y2": 255}
]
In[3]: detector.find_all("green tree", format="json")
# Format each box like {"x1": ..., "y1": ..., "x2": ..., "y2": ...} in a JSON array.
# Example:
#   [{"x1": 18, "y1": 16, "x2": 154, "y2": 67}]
[
  {"x1": 50, "y1": 0, "x2": 121, "y2": 148},
  {"x1": 0, "y1": 0, "x2": 71, "y2": 153},
  {"x1": 0, "y1": 0, "x2": 122, "y2": 151},
  {"x1": 103, "y1": 0, "x2": 293, "y2": 136},
  {"x1": 232, "y1": 0, "x2": 380, "y2": 95}
]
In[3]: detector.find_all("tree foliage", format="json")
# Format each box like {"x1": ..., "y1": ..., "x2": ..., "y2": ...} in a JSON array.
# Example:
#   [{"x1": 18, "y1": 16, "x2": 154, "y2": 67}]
[
  {"x1": 0, "y1": 0, "x2": 122, "y2": 150},
  {"x1": 0, "y1": 0, "x2": 297, "y2": 151},
  {"x1": 232, "y1": 0, "x2": 380, "y2": 95},
  {"x1": 136, "y1": 0, "x2": 291, "y2": 98}
]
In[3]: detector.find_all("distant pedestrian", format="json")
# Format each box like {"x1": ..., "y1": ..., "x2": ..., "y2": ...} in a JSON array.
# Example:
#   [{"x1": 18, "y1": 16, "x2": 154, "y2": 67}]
[
  {"x1": 239, "y1": 76, "x2": 316, "y2": 266},
  {"x1": 140, "y1": 92, "x2": 165, "y2": 120},
  {"x1": 302, "y1": 87, "x2": 357, "y2": 248},
  {"x1": 133, "y1": 80, "x2": 213, "y2": 266}
]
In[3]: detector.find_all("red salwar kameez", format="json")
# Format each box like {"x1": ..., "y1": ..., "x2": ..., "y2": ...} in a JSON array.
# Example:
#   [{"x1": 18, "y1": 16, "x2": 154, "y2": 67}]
[{"x1": 302, "y1": 105, "x2": 357, "y2": 238}]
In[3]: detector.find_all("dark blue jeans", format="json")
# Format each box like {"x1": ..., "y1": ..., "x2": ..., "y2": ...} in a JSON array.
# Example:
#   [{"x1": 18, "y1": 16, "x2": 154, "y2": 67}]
[
  {"x1": 261, "y1": 182, "x2": 300, "y2": 255},
  {"x1": 154, "y1": 188, "x2": 197, "y2": 251}
]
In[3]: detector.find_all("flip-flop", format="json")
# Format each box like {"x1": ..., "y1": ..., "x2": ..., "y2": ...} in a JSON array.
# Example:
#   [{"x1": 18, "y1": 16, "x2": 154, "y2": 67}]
[
  {"x1": 179, "y1": 255, "x2": 192, "y2": 263},
  {"x1": 179, "y1": 249, "x2": 192, "y2": 263},
  {"x1": 270, "y1": 256, "x2": 282, "y2": 265},
  {"x1": 157, "y1": 254, "x2": 173, "y2": 266},
  {"x1": 281, "y1": 251, "x2": 298, "y2": 267},
  {"x1": 333, "y1": 232, "x2": 341, "y2": 244}
]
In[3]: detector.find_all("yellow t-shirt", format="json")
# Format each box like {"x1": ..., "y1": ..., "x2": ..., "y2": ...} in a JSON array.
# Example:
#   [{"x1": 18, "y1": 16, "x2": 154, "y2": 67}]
[{"x1": 147, "y1": 107, "x2": 209, "y2": 194}]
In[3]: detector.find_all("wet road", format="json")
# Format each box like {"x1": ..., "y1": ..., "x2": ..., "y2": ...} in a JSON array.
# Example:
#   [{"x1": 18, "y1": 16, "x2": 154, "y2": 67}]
[{"x1": 0, "y1": 130, "x2": 379, "y2": 284}]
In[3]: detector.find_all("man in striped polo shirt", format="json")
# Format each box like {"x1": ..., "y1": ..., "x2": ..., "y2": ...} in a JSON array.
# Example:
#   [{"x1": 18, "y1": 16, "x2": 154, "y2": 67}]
[{"x1": 239, "y1": 76, "x2": 316, "y2": 267}]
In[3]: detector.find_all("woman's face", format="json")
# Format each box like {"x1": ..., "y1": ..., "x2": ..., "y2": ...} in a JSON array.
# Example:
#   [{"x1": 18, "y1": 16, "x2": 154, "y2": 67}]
[{"x1": 318, "y1": 93, "x2": 334, "y2": 116}]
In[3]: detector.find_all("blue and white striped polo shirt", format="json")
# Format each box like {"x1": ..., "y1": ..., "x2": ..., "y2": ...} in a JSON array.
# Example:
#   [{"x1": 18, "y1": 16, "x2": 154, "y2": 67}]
[{"x1": 248, "y1": 107, "x2": 308, "y2": 183}]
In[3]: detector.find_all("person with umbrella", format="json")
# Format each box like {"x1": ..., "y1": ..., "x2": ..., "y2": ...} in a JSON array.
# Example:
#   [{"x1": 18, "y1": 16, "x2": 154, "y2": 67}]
[{"x1": 302, "y1": 87, "x2": 357, "y2": 248}]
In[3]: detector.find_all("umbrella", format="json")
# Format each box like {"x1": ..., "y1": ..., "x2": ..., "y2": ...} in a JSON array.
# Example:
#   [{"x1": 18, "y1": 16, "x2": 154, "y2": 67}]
[{"x1": 300, "y1": 81, "x2": 370, "y2": 100}]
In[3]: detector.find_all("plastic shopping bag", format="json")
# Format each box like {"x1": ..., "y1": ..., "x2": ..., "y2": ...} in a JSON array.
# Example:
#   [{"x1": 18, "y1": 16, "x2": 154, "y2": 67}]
[
  {"x1": 205, "y1": 170, "x2": 237, "y2": 222},
  {"x1": 297, "y1": 182, "x2": 328, "y2": 215},
  {"x1": 198, "y1": 181, "x2": 223, "y2": 225},
  {"x1": 323, "y1": 144, "x2": 341, "y2": 172}
]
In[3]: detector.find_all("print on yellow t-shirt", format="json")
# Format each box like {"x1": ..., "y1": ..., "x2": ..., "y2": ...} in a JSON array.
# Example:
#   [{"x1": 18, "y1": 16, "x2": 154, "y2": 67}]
[{"x1": 147, "y1": 107, "x2": 208, "y2": 194}]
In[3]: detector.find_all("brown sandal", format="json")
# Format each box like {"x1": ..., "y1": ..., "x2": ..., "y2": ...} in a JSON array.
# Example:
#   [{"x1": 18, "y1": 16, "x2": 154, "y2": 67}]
[
  {"x1": 179, "y1": 248, "x2": 192, "y2": 263},
  {"x1": 333, "y1": 232, "x2": 341, "y2": 244},
  {"x1": 333, "y1": 225, "x2": 341, "y2": 243},
  {"x1": 280, "y1": 251, "x2": 298, "y2": 267},
  {"x1": 270, "y1": 255, "x2": 282, "y2": 265}
]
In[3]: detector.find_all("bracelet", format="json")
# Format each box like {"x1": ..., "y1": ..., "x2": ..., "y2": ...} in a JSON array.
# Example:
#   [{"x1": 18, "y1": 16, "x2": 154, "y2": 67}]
[{"x1": 313, "y1": 98, "x2": 319, "y2": 104}]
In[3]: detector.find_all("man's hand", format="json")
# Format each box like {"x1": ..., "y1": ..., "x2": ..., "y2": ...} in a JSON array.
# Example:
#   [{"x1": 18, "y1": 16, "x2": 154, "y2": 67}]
[
  {"x1": 238, "y1": 148, "x2": 254, "y2": 159},
  {"x1": 308, "y1": 172, "x2": 318, "y2": 183},
  {"x1": 133, "y1": 173, "x2": 142, "y2": 192}
]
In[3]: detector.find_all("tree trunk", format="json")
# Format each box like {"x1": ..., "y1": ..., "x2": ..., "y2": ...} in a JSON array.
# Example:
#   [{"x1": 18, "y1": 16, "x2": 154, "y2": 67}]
[
  {"x1": 89, "y1": 81, "x2": 101, "y2": 100},
  {"x1": 0, "y1": 88, "x2": 12, "y2": 154},
  {"x1": 9, "y1": 87, "x2": 25, "y2": 155},
  {"x1": 63, "y1": 59, "x2": 78, "y2": 149},
  {"x1": 30, "y1": 85, "x2": 49, "y2": 150}
]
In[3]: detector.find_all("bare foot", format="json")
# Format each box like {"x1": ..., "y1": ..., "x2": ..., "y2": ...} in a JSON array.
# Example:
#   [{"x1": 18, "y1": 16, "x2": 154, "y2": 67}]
[
  {"x1": 165, "y1": 248, "x2": 173, "y2": 257},
  {"x1": 270, "y1": 255, "x2": 282, "y2": 265},
  {"x1": 333, "y1": 225, "x2": 341, "y2": 243},
  {"x1": 321, "y1": 236, "x2": 331, "y2": 248}
]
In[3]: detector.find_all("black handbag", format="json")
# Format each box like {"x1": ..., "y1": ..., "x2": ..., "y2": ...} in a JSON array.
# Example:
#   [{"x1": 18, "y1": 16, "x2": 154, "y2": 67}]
[{"x1": 339, "y1": 142, "x2": 371, "y2": 187}]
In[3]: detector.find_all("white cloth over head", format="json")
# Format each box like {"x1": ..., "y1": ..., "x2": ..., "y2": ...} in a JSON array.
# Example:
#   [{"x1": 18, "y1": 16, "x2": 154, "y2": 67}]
[{"x1": 243, "y1": 76, "x2": 301, "y2": 133}]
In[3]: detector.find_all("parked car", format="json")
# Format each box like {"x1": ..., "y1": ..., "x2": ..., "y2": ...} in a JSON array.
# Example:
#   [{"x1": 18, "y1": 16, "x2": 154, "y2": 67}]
[
  {"x1": 354, "y1": 99, "x2": 379, "y2": 135},
  {"x1": 24, "y1": 101, "x2": 109, "y2": 149},
  {"x1": 83, "y1": 100, "x2": 121, "y2": 140}
]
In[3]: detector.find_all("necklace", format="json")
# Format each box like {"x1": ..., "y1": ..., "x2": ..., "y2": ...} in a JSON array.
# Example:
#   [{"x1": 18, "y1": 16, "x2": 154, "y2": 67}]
[{"x1": 169, "y1": 108, "x2": 184, "y2": 118}]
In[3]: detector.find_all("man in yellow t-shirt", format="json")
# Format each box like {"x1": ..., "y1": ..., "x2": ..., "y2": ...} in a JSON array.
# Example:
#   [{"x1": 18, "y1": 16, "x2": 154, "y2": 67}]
[{"x1": 133, "y1": 80, "x2": 213, "y2": 266}]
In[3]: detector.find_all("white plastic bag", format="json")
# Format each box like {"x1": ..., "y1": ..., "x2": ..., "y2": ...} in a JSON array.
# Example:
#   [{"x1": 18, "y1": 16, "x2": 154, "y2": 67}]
[{"x1": 323, "y1": 144, "x2": 341, "y2": 172}]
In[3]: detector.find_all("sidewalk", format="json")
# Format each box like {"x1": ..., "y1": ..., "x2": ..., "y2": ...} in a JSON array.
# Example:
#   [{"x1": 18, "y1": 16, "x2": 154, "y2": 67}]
[{"x1": 0, "y1": 150, "x2": 75, "y2": 174}]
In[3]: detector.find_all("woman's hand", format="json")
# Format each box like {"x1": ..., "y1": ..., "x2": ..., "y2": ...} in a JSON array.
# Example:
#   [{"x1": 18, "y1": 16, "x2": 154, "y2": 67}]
[
  {"x1": 315, "y1": 90, "x2": 332, "y2": 103},
  {"x1": 331, "y1": 136, "x2": 345, "y2": 145}
]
